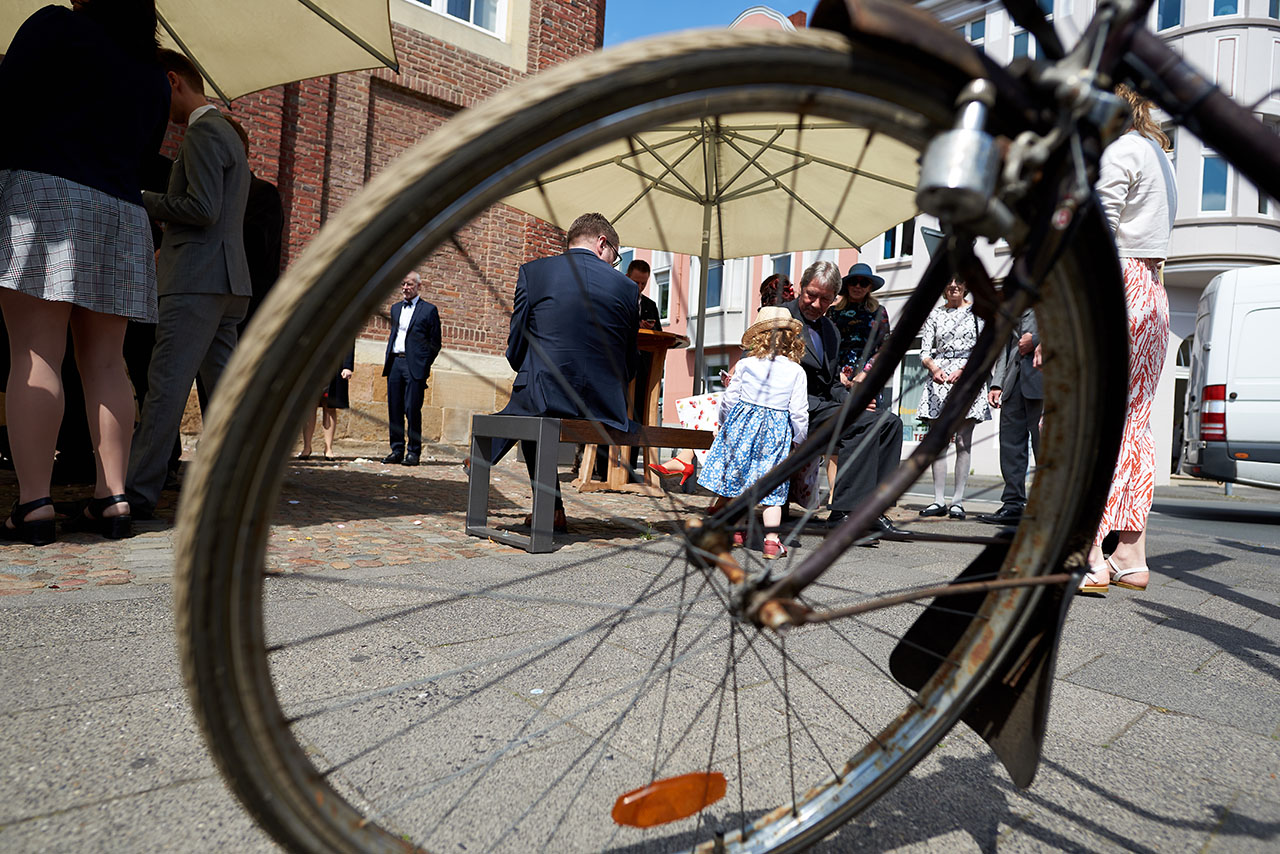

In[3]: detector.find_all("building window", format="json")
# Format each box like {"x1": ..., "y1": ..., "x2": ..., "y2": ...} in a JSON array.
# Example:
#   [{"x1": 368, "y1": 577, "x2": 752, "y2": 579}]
[
  {"x1": 771, "y1": 253, "x2": 791, "y2": 278},
  {"x1": 1213, "y1": 0, "x2": 1238, "y2": 15},
  {"x1": 1012, "y1": 30, "x2": 1036, "y2": 59},
  {"x1": 619, "y1": 249, "x2": 634, "y2": 273},
  {"x1": 1201, "y1": 153, "x2": 1228, "y2": 212},
  {"x1": 705, "y1": 356, "x2": 730, "y2": 393},
  {"x1": 882, "y1": 217, "x2": 916, "y2": 261},
  {"x1": 956, "y1": 18, "x2": 985, "y2": 53},
  {"x1": 412, "y1": 0, "x2": 503, "y2": 34},
  {"x1": 1272, "y1": 0, "x2": 1279, "y2": 18},
  {"x1": 1156, "y1": 0, "x2": 1182, "y2": 29},
  {"x1": 1037, "y1": 0, "x2": 1053, "y2": 14},
  {"x1": 705, "y1": 261, "x2": 723, "y2": 309},
  {"x1": 653, "y1": 265, "x2": 672, "y2": 321}
]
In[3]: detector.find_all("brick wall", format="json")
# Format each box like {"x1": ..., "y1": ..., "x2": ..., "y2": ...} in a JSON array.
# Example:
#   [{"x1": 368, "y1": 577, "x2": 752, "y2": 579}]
[{"x1": 163, "y1": 1, "x2": 606, "y2": 446}]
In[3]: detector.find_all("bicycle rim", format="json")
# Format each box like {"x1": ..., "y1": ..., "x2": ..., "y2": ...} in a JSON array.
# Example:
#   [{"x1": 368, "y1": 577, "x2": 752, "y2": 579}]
[{"x1": 175, "y1": 27, "x2": 1128, "y2": 854}]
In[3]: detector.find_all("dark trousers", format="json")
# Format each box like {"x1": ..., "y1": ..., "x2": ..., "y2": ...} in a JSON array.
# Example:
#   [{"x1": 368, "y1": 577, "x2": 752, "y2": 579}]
[
  {"x1": 811, "y1": 401, "x2": 904, "y2": 512},
  {"x1": 997, "y1": 385, "x2": 1043, "y2": 510},
  {"x1": 482, "y1": 435, "x2": 564, "y2": 512},
  {"x1": 386, "y1": 356, "x2": 425, "y2": 456}
]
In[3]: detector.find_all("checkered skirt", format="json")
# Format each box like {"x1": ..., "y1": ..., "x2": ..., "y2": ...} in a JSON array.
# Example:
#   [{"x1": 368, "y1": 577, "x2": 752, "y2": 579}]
[{"x1": 0, "y1": 169, "x2": 157, "y2": 322}]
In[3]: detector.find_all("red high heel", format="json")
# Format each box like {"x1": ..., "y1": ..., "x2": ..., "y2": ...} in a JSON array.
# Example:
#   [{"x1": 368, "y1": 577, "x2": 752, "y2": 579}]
[{"x1": 648, "y1": 458, "x2": 695, "y2": 486}]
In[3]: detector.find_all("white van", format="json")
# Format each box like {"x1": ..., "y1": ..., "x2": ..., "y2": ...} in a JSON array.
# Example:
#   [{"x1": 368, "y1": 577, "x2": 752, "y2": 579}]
[{"x1": 1181, "y1": 265, "x2": 1280, "y2": 490}]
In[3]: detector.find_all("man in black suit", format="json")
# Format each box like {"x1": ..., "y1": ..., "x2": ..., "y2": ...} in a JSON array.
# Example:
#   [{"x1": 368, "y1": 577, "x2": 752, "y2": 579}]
[
  {"x1": 977, "y1": 308, "x2": 1042, "y2": 525},
  {"x1": 382, "y1": 271, "x2": 442, "y2": 466},
  {"x1": 628, "y1": 259, "x2": 662, "y2": 330},
  {"x1": 784, "y1": 260, "x2": 905, "y2": 535},
  {"x1": 482, "y1": 212, "x2": 640, "y2": 531}
]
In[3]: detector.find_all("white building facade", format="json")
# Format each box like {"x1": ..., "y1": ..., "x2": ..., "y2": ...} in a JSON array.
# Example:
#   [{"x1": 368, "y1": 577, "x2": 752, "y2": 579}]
[{"x1": 647, "y1": 2, "x2": 1280, "y2": 483}]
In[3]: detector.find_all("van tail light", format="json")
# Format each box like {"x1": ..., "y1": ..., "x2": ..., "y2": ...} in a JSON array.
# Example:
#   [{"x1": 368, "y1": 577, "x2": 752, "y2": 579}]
[{"x1": 1201, "y1": 384, "x2": 1226, "y2": 441}]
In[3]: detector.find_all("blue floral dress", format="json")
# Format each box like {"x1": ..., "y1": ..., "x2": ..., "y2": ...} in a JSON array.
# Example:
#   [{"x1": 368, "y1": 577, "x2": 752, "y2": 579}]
[{"x1": 698, "y1": 357, "x2": 809, "y2": 506}]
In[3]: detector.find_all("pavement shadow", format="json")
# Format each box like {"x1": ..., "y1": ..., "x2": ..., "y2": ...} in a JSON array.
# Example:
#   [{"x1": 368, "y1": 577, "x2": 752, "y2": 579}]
[
  {"x1": 1132, "y1": 600, "x2": 1280, "y2": 682},
  {"x1": 1156, "y1": 548, "x2": 1280, "y2": 623},
  {"x1": 1152, "y1": 500, "x2": 1280, "y2": 526}
]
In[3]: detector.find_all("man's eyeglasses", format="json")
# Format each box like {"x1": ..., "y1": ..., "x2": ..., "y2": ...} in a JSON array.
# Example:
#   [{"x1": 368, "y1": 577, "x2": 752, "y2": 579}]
[{"x1": 602, "y1": 236, "x2": 621, "y2": 267}]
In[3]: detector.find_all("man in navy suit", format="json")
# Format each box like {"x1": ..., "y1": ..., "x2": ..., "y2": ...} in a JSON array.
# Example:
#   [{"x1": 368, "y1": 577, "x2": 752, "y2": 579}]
[
  {"x1": 483, "y1": 212, "x2": 640, "y2": 531},
  {"x1": 382, "y1": 271, "x2": 442, "y2": 466},
  {"x1": 784, "y1": 260, "x2": 905, "y2": 536}
]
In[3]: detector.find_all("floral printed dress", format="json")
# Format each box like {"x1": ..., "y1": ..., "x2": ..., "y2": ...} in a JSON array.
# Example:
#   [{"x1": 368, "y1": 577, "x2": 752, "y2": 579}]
[{"x1": 917, "y1": 303, "x2": 991, "y2": 423}]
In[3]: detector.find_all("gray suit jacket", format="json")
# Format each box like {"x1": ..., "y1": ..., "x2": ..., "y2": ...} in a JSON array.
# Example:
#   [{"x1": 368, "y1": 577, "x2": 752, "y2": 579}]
[
  {"x1": 144, "y1": 109, "x2": 251, "y2": 298},
  {"x1": 991, "y1": 308, "x2": 1043, "y2": 400}
]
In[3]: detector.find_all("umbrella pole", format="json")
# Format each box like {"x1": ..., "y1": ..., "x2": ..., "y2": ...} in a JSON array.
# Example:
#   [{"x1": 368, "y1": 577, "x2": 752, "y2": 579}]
[{"x1": 691, "y1": 204, "x2": 712, "y2": 396}]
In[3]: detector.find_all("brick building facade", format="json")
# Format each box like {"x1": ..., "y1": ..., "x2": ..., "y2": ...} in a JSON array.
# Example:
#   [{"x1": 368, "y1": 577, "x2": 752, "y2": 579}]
[{"x1": 172, "y1": 0, "x2": 606, "y2": 446}]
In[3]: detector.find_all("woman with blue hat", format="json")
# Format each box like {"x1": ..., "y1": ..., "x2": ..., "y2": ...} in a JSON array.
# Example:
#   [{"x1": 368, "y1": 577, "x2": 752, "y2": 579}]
[{"x1": 828, "y1": 262, "x2": 890, "y2": 402}]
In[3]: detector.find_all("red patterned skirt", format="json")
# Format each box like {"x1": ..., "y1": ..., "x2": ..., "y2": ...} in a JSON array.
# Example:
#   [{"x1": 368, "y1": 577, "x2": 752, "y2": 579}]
[{"x1": 1095, "y1": 258, "x2": 1169, "y2": 542}]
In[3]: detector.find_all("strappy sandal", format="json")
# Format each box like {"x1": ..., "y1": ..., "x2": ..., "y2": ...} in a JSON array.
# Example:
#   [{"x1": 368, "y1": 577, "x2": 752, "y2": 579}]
[
  {"x1": 1107, "y1": 557, "x2": 1149, "y2": 591},
  {"x1": 1, "y1": 497, "x2": 56, "y2": 547},
  {"x1": 63, "y1": 494, "x2": 132, "y2": 540},
  {"x1": 1076, "y1": 564, "x2": 1109, "y2": 595}
]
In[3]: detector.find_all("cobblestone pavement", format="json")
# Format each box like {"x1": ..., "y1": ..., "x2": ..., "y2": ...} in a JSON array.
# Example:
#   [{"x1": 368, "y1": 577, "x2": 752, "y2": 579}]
[{"x1": 0, "y1": 441, "x2": 775, "y2": 593}]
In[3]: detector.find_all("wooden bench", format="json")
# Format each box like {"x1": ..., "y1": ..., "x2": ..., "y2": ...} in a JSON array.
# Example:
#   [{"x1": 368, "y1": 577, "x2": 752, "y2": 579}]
[{"x1": 465, "y1": 414, "x2": 713, "y2": 553}]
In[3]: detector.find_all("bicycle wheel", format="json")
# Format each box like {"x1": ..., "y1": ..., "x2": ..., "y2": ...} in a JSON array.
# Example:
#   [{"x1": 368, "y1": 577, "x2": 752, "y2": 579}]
[{"x1": 176, "y1": 26, "x2": 1128, "y2": 854}]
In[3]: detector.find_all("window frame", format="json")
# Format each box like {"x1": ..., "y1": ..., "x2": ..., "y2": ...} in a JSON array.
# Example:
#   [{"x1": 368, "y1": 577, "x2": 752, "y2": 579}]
[
  {"x1": 1200, "y1": 150, "x2": 1230, "y2": 213},
  {"x1": 407, "y1": 0, "x2": 507, "y2": 37},
  {"x1": 652, "y1": 253, "x2": 673, "y2": 322}
]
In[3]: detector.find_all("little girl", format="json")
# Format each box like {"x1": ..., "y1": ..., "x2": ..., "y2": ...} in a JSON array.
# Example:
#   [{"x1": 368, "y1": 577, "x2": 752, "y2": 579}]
[{"x1": 697, "y1": 307, "x2": 809, "y2": 559}]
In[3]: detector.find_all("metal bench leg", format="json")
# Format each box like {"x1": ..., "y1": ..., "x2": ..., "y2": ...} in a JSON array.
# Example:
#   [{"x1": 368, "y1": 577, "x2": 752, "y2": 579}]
[
  {"x1": 528, "y1": 418, "x2": 560, "y2": 553},
  {"x1": 466, "y1": 434, "x2": 491, "y2": 532}
]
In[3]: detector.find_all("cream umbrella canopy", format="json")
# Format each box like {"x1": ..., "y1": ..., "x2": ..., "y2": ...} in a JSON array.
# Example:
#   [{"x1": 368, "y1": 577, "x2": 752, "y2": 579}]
[
  {"x1": 502, "y1": 113, "x2": 921, "y2": 393},
  {"x1": 1, "y1": 0, "x2": 398, "y2": 103}
]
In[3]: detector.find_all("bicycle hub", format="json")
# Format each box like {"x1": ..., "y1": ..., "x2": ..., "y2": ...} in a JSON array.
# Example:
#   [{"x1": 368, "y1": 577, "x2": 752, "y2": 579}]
[{"x1": 916, "y1": 80, "x2": 1002, "y2": 224}]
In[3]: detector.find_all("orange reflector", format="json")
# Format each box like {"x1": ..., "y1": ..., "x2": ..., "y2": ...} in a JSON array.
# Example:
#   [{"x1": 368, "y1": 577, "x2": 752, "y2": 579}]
[
  {"x1": 1234, "y1": 452, "x2": 1249, "y2": 459},
  {"x1": 611, "y1": 772, "x2": 727, "y2": 828}
]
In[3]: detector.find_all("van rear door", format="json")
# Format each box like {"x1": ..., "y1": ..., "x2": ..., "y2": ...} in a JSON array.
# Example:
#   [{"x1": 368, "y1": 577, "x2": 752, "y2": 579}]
[{"x1": 1226, "y1": 288, "x2": 1280, "y2": 482}]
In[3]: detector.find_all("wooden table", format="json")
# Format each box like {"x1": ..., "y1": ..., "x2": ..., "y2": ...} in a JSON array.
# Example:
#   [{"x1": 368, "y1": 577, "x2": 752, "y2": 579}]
[{"x1": 575, "y1": 328, "x2": 690, "y2": 494}]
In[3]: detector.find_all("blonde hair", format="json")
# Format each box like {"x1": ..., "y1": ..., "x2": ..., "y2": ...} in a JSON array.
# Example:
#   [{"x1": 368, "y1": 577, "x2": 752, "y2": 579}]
[
  {"x1": 1117, "y1": 83, "x2": 1172, "y2": 152},
  {"x1": 744, "y1": 326, "x2": 805, "y2": 363},
  {"x1": 831, "y1": 292, "x2": 879, "y2": 313}
]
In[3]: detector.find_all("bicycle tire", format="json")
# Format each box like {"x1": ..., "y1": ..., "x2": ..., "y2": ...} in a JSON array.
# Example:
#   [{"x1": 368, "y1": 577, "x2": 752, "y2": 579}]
[{"x1": 176, "y1": 26, "x2": 1128, "y2": 854}]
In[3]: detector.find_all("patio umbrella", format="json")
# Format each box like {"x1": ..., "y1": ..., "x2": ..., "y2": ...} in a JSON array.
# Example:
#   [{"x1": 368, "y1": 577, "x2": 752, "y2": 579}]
[
  {"x1": 502, "y1": 113, "x2": 921, "y2": 393},
  {"x1": 2, "y1": 0, "x2": 398, "y2": 103}
]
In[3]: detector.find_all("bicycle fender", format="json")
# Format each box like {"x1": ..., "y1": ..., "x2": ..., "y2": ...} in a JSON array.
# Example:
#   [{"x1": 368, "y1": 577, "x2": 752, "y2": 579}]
[{"x1": 890, "y1": 543, "x2": 1072, "y2": 788}]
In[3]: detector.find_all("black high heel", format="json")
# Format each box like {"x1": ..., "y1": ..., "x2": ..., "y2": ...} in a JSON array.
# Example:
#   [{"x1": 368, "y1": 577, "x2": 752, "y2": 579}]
[
  {"x1": 63, "y1": 494, "x2": 132, "y2": 540},
  {"x1": 1, "y1": 497, "x2": 57, "y2": 546}
]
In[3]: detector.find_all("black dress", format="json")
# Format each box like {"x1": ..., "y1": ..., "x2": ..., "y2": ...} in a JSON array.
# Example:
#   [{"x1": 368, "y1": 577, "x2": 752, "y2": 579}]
[{"x1": 320, "y1": 349, "x2": 355, "y2": 409}]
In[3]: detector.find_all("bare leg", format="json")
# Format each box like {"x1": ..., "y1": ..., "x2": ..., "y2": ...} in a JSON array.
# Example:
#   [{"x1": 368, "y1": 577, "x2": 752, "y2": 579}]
[
  {"x1": 321, "y1": 407, "x2": 337, "y2": 457},
  {"x1": 0, "y1": 290, "x2": 69, "y2": 521},
  {"x1": 1086, "y1": 529, "x2": 1148, "y2": 586},
  {"x1": 301, "y1": 407, "x2": 317, "y2": 456},
  {"x1": 68, "y1": 306, "x2": 132, "y2": 516},
  {"x1": 655, "y1": 447, "x2": 697, "y2": 473},
  {"x1": 762, "y1": 504, "x2": 782, "y2": 544}
]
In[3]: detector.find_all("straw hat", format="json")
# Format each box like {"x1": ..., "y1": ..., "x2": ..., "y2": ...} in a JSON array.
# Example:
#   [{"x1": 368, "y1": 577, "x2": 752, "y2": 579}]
[{"x1": 741, "y1": 306, "x2": 802, "y2": 348}]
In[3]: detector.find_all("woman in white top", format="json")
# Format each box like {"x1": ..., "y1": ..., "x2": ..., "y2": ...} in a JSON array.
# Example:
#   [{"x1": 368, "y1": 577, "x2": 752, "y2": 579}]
[
  {"x1": 1077, "y1": 84, "x2": 1177, "y2": 594},
  {"x1": 697, "y1": 307, "x2": 809, "y2": 559}
]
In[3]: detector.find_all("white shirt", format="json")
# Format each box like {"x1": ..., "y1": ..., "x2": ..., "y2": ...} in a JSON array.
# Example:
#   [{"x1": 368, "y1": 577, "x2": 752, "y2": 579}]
[
  {"x1": 718, "y1": 356, "x2": 809, "y2": 444},
  {"x1": 1096, "y1": 131, "x2": 1177, "y2": 259},
  {"x1": 187, "y1": 103, "x2": 219, "y2": 127},
  {"x1": 393, "y1": 296, "x2": 419, "y2": 354}
]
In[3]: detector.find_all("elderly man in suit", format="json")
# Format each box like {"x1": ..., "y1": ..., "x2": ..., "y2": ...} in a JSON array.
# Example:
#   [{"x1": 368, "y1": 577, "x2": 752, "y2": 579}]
[
  {"x1": 126, "y1": 49, "x2": 252, "y2": 518},
  {"x1": 382, "y1": 271, "x2": 442, "y2": 466},
  {"x1": 784, "y1": 260, "x2": 905, "y2": 535},
  {"x1": 977, "y1": 308, "x2": 1043, "y2": 525},
  {"x1": 479, "y1": 212, "x2": 640, "y2": 533}
]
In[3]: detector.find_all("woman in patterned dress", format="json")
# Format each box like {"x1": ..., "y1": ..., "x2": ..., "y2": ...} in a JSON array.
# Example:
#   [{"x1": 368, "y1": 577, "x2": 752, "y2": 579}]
[
  {"x1": 1077, "y1": 85, "x2": 1178, "y2": 594},
  {"x1": 916, "y1": 279, "x2": 991, "y2": 520},
  {"x1": 0, "y1": 0, "x2": 170, "y2": 545}
]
